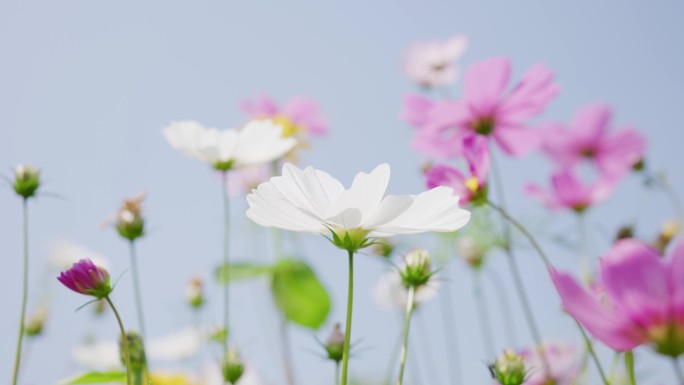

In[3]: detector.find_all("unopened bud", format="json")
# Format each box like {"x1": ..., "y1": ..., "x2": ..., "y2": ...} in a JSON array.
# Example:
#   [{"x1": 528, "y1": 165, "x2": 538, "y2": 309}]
[
  {"x1": 186, "y1": 276, "x2": 205, "y2": 309},
  {"x1": 25, "y1": 306, "x2": 48, "y2": 336},
  {"x1": 401, "y1": 249, "x2": 432, "y2": 288},
  {"x1": 323, "y1": 323, "x2": 345, "y2": 363},
  {"x1": 370, "y1": 240, "x2": 394, "y2": 258},
  {"x1": 13, "y1": 164, "x2": 41, "y2": 199},
  {"x1": 120, "y1": 331, "x2": 146, "y2": 373},
  {"x1": 222, "y1": 349, "x2": 245, "y2": 384},
  {"x1": 115, "y1": 194, "x2": 146, "y2": 241},
  {"x1": 457, "y1": 236, "x2": 485, "y2": 269},
  {"x1": 615, "y1": 225, "x2": 635, "y2": 241},
  {"x1": 490, "y1": 349, "x2": 527, "y2": 385}
]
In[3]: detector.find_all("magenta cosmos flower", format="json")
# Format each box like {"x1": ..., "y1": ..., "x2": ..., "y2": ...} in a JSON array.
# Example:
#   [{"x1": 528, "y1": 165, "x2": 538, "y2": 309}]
[
  {"x1": 57, "y1": 259, "x2": 113, "y2": 298},
  {"x1": 402, "y1": 34, "x2": 468, "y2": 88},
  {"x1": 425, "y1": 136, "x2": 489, "y2": 205},
  {"x1": 551, "y1": 239, "x2": 684, "y2": 356},
  {"x1": 541, "y1": 103, "x2": 646, "y2": 178},
  {"x1": 241, "y1": 95, "x2": 327, "y2": 138},
  {"x1": 525, "y1": 169, "x2": 615, "y2": 213},
  {"x1": 410, "y1": 57, "x2": 559, "y2": 159},
  {"x1": 518, "y1": 342, "x2": 581, "y2": 385}
]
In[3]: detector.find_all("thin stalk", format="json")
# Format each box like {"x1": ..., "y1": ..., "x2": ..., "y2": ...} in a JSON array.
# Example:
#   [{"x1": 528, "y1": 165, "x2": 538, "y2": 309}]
[
  {"x1": 272, "y1": 227, "x2": 296, "y2": 385},
  {"x1": 416, "y1": 313, "x2": 441, "y2": 385},
  {"x1": 625, "y1": 351, "x2": 636, "y2": 385},
  {"x1": 673, "y1": 358, "x2": 684, "y2": 385},
  {"x1": 340, "y1": 250, "x2": 355, "y2": 385},
  {"x1": 576, "y1": 319, "x2": 610, "y2": 385},
  {"x1": 335, "y1": 361, "x2": 341, "y2": 385},
  {"x1": 650, "y1": 171, "x2": 684, "y2": 223},
  {"x1": 577, "y1": 213, "x2": 593, "y2": 284},
  {"x1": 105, "y1": 296, "x2": 132, "y2": 385},
  {"x1": 436, "y1": 238, "x2": 464, "y2": 384},
  {"x1": 474, "y1": 272, "x2": 496, "y2": 358},
  {"x1": 129, "y1": 240, "x2": 146, "y2": 338},
  {"x1": 12, "y1": 199, "x2": 29, "y2": 385},
  {"x1": 485, "y1": 269, "x2": 518, "y2": 347},
  {"x1": 220, "y1": 171, "x2": 230, "y2": 363},
  {"x1": 396, "y1": 286, "x2": 417, "y2": 385},
  {"x1": 383, "y1": 322, "x2": 404, "y2": 385}
]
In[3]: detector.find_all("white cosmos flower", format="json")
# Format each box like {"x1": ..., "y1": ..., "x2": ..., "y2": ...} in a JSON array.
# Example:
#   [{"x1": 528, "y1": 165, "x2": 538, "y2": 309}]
[
  {"x1": 146, "y1": 327, "x2": 202, "y2": 361},
  {"x1": 162, "y1": 119, "x2": 297, "y2": 169},
  {"x1": 373, "y1": 270, "x2": 439, "y2": 310},
  {"x1": 246, "y1": 163, "x2": 470, "y2": 244},
  {"x1": 49, "y1": 240, "x2": 111, "y2": 271},
  {"x1": 72, "y1": 340, "x2": 120, "y2": 369},
  {"x1": 403, "y1": 34, "x2": 469, "y2": 87}
]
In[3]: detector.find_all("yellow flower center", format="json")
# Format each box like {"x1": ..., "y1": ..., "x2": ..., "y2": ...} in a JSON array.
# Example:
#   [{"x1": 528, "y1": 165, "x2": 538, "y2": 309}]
[
  {"x1": 273, "y1": 116, "x2": 300, "y2": 137},
  {"x1": 465, "y1": 177, "x2": 480, "y2": 193},
  {"x1": 147, "y1": 372, "x2": 195, "y2": 385}
]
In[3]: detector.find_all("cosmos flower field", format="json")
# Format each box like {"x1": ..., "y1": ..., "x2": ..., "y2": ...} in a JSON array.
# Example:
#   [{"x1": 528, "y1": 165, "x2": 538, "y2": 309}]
[{"x1": 2, "y1": 2, "x2": 683, "y2": 385}]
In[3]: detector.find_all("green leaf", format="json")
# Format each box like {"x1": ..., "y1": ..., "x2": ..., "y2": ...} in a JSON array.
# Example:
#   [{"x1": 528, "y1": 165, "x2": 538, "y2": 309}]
[
  {"x1": 215, "y1": 262, "x2": 273, "y2": 283},
  {"x1": 60, "y1": 371, "x2": 126, "y2": 384},
  {"x1": 271, "y1": 258, "x2": 331, "y2": 330}
]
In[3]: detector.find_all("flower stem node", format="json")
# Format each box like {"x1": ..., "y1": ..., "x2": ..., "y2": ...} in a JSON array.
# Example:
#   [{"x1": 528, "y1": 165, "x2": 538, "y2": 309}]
[
  {"x1": 329, "y1": 227, "x2": 372, "y2": 253},
  {"x1": 57, "y1": 259, "x2": 113, "y2": 299},
  {"x1": 401, "y1": 249, "x2": 433, "y2": 288},
  {"x1": 13, "y1": 164, "x2": 40, "y2": 199},
  {"x1": 222, "y1": 349, "x2": 245, "y2": 385},
  {"x1": 120, "y1": 332, "x2": 146, "y2": 373},
  {"x1": 323, "y1": 323, "x2": 345, "y2": 363},
  {"x1": 490, "y1": 349, "x2": 528, "y2": 385}
]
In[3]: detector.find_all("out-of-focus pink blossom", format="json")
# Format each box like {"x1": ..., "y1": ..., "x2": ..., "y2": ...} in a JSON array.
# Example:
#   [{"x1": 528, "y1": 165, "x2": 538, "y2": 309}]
[
  {"x1": 411, "y1": 58, "x2": 559, "y2": 158},
  {"x1": 401, "y1": 94, "x2": 435, "y2": 129},
  {"x1": 226, "y1": 164, "x2": 271, "y2": 197},
  {"x1": 550, "y1": 239, "x2": 684, "y2": 357},
  {"x1": 525, "y1": 169, "x2": 616, "y2": 213},
  {"x1": 241, "y1": 95, "x2": 327, "y2": 137},
  {"x1": 402, "y1": 34, "x2": 468, "y2": 88},
  {"x1": 519, "y1": 342, "x2": 581, "y2": 385},
  {"x1": 425, "y1": 136, "x2": 489, "y2": 205},
  {"x1": 541, "y1": 103, "x2": 646, "y2": 178}
]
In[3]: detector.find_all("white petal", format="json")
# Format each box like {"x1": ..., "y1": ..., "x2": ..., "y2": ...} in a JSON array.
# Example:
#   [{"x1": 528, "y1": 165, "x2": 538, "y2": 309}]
[
  {"x1": 162, "y1": 120, "x2": 215, "y2": 163},
  {"x1": 246, "y1": 180, "x2": 325, "y2": 232},
  {"x1": 49, "y1": 241, "x2": 111, "y2": 270},
  {"x1": 147, "y1": 327, "x2": 202, "y2": 361},
  {"x1": 71, "y1": 340, "x2": 120, "y2": 370},
  {"x1": 325, "y1": 163, "x2": 390, "y2": 223},
  {"x1": 361, "y1": 195, "x2": 414, "y2": 230},
  {"x1": 234, "y1": 120, "x2": 296, "y2": 165}
]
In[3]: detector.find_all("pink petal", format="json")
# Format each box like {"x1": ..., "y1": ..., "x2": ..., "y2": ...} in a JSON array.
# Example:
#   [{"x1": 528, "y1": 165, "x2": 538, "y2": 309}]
[
  {"x1": 500, "y1": 63, "x2": 559, "y2": 121},
  {"x1": 282, "y1": 97, "x2": 328, "y2": 135},
  {"x1": 571, "y1": 103, "x2": 612, "y2": 145},
  {"x1": 524, "y1": 183, "x2": 560, "y2": 209},
  {"x1": 540, "y1": 122, "x2": 581, "y2": 168},
  {"x1": 401, "y1": 94, "x2": 435, "y2": 128},
  {"x1": 464, "y1": 57, "x2": 511, "y2": 115},
  {"x1": 492, "y1": 124, "x2": 540, "y2": 157},
  {"x1": 463, "y1": 135, "x2": 490, "y2": 181},
  {"x1": 595, "y1": 127, "x2": 646, "y2": 178}
]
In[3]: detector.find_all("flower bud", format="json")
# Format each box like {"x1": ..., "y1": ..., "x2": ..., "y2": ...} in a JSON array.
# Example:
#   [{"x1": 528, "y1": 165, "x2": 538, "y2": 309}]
[
  {"x1": 186, "y1": 276, "x2": 205, "y2": 309},
  {"x1": 654, "y1": 220, "x2": 680, "y2": 254},
  {"x1": 222, "y1": 349, "x2": 245, "y2": 384},
  {"x1": 120, "y1": 331, "x2": 146, "y2": 373},
  {"x1": 370, "y1": 240, "x2": 394, "y2": 258},
  {"x1": 115, "y1": 193, "x2": 146, "y2": 241},
  {"x1": 401, "y1": 249, "x2": 432, "y2": 288},
  {"x1": 489, "y1": 349, "x2": 527, "y2": 385},
  {"x1": 13, "y1": 164, "x2": 41, "y2": 199},
  {"x1": 614, "y1": 224, "x2": 635, "y2": 241},
  {"x1": 323, "y1": 323, "x2": 345, "y2": 363},
  {"x1": 457, "y1": 236, "x2": 486, "y2": 269},
  {"x1": 329, "y1": 227, "x2": 371, "y2": 253},
  {"x1": 25, "y1": 306, "x2": 48, "y2": 337},
  {"x1": 57, "y1": 259, "x2": 113, "y2": 299}
]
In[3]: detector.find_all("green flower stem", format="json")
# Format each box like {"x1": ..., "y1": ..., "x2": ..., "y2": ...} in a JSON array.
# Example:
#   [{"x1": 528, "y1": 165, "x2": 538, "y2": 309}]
[
  {"x1": 673, "y1": 358, "x2": 684, "y2": 385},
  {"x1": 396, "y1": 286, "x2": 417, "y2": 385},
  {"x1": 335, "y1": 361, "x2": 341, "y2": 385},
  {"x1": 486, "y1": 269, "x2": 518, "y2": 347},
  {"x1": 133, "y1": 369, "x2": 143, "y2": 385},
  {"x1": 625, "y1": 351, "x2": 636, "y2": 385},
  {"x1": 11, "y1": 199, "x2": 29, "y2": 385},
  {"x1": 473, "y1": 272, "x2": 495, "y2": 358},
  {"x1": 105, "y1": 296, "x2": 132, "y2": 385},
  {"x1": 272, "y1": 226, "x2": 295, "y2": 385},
  {"x1": 129, "y1": 240, "x2": 146, "y2": 338},
  {"x1": 221, "y1": 170, "x2": 231, "y2": 368},
  {"x1": 383, "y1": 321, "x2": 404, "y2": 385},
  {"x1": 340, "y1": 250, "x2": 355, "y2": 385},
  {"x1": 435, "y1": 239, "x2": 464, "y2": 384}
]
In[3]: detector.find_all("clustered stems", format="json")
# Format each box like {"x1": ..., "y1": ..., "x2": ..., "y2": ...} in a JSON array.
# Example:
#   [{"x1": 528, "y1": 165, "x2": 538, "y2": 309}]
[
  {"x1": 11, "y1": 199, "x2": 29, "y2": 385},
  {"x1": 105, "y1": 296, "x2": 132, "y2": 385},
  {"x1": 340, "y1": 250, "x2": 355, "y2": 385},
  {"x1": 272, "y1": 226, "x2": 296, "y2": 385},
  {"x1": 396, "y1": 286, "x2": 417, "y2": 385},
  {"x1": 221, "y1": 171, "x2": 231, "y2": 365},
  {"x1": 129, "y1": 240, "x2": 146, "y2": 338}
]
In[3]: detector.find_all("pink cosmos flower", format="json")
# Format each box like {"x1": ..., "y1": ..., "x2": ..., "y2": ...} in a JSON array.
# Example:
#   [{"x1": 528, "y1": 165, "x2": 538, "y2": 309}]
[
  {"x1": 551, "y1": 239, "x2": 684, "y2": 356},
  {"x1": 401, "y1": 94, "x2": 435, "y2": 129},
  {"x1": 519, "y1": 342, "x2": 581, "y2": 385},
  {"x1": 226, "y1": 164, "x2": 271, "y2": 197},
  {"x1": 411, "y1": 57, "x2": 559, "y2": 158},
  {"x1": 541, "y1": 103, "x2": 646, "y2": 178},
  {"x1": 425, "y1": 136, "x2": 489, "y2": 205},
  {"x1": 525, "y1": 169, "x2": 615, "y2": 213},
  {"x1": 402, "y1": 34, "x2": 468, "y2": 88},
  {"x1": 57, "y1": 259, "x2": 113, "y2": 299},
  {"x1": 241, "y1": 95, "x2": 327, "y2": 137}
]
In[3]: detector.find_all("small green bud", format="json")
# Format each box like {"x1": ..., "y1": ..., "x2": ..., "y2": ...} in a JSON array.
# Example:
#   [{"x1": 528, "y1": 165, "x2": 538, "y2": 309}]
[
  {"x1": 186, "y1": 276, "x2": 205, "y2": 309},
  {"x1": 93, "y1": 298, "x2": 107, "y2": 316},
  {"x1": 209, "y1": 326, "x2": 228, "y2": 344},
  {"x1": 323, "y1": 323, "x2": 345, "y2": 363},
  {"x1": 329, "y1": 227, "x2": 371, "y2": 253},
  {"x1": 401, "y1": 249, "x2": 433, "y2": 288},
  {"x1": 371, "y1": 240, "x2": 394, "y2": 258},
  {"x1": 457, "y1": 236, "x2": 486, "y2": 269},
  {"x1": 632, "y1": 158, "x2": 645, "y2": 171},
  {"x1": 490, "y1": 349, "x2": 527, "y2": 385},
  {"x1": 120, "y1": 331, "x2": 146, "y2": 373},
  {"x1": 25, "y1": 306, "x2": 48, "y2": 337},
  {"x1": 214, "y1": 160, "x2": 235, "y2": 172},
  {"x1": 115, "y1": 194, "x2": 146, "y2": 241},
  {"x1": 615, "y1": 225, "x2": 635, "y2": 241},
  {"x1": 222, "y1": 349, "x2": 245, "y2": 384},
  {"x1": 13, "y1": 164, "x2": 40, "y2": 199}
]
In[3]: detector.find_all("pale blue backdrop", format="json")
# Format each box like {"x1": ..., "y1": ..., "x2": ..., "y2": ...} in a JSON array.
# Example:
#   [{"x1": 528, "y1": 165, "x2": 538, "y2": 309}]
[{"x1": 1, "y1": 1, "x2": 683, "y2": 384}]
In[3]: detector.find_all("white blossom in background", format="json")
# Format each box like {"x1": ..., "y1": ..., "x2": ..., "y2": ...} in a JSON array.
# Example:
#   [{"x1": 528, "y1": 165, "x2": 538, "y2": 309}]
[
  {"x1": 373, "y1": 270, "x2": 439, "y2": 311},
  {"x1": 162, "y1": 119, "x2": 296, "y2": 170},
  {"x1": 227, "y1": 164, "x2": 272, "y2": 197},
  {"x1": 72, "y1": 340, "x2": 120, "y2": 370},
  {"x1": 147, "y1": 327, "x2": 203, "y2": 361},
  {"x1": 403, "y1": 34, "x2": 469, "y2": 87},
  {"x1": 49, "y1": 241, "x2": 111, "y2": 271}
]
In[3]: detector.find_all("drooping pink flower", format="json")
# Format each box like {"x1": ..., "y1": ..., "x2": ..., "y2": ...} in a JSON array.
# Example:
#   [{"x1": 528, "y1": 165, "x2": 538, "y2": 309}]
[
  {"x1": 425, "y1": 136, "x2": 489, "y2": 205},
  {"x1": 550, "y1": 239, "x2": 684, "y2": 356},
  {"x1": 411, "y1": 58, "x2": 559, "y2": 158},
  {"x1": 241, "y1": 95, "x2": 328, "y2": 137},
  {"x1": 519, "y1": 342, "x2": 581, "y2": 385},
  {"x1": 525, "y1": 169, "x2": 615, "y2": 213},
  {"x1": 541, "y1": 103, "x2": 646, "y2": 178},
  {"x1": 402, "y1": 34, "x2": 468, "y2": 88},
  {"x1": 57, "y1": 259, "x2": 113, "y2": 298}
]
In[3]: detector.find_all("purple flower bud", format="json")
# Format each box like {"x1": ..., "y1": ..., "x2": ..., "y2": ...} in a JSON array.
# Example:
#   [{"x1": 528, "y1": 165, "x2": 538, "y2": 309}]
[{"x1": 57, "y1": 259, "x2": 113, "y2": 298}]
